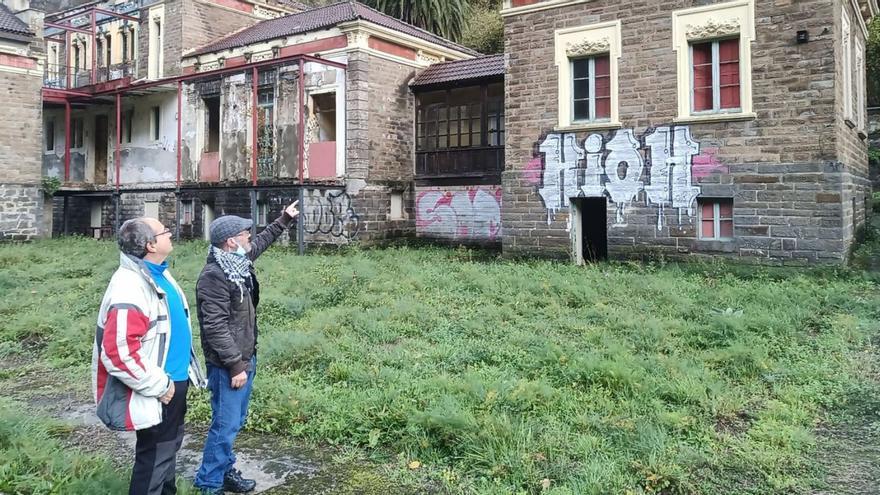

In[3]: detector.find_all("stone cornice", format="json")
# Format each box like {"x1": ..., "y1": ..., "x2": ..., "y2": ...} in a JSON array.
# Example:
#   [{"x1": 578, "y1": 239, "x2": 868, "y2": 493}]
[
  {"x1": 565, "y1": 37, "x2": 610, "y2": 57},
  {"x1": 685, "y1": 17, "x2": 740, "y2": 41}
]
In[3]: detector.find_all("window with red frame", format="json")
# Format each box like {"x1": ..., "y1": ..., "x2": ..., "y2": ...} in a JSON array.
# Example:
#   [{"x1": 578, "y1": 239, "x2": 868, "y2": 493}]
[
  {"x1": 699, "y1": 198, "x2": 734, "y2": 240},
  {"x1": 691, "y1": 38, "x2": 740, "y2": 113},
  {"x1": 571, "y1": 54, "x2": 611, "y2": 122}
]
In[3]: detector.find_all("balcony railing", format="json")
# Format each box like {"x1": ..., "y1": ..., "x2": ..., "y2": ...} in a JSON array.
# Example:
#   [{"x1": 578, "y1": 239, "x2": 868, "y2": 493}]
[
  {"x1": 415, "y1": 146, "x2": 504, "y2": 179},
  {"x1": 44, "y1": 61, "x2": 136, "y2": 89}
]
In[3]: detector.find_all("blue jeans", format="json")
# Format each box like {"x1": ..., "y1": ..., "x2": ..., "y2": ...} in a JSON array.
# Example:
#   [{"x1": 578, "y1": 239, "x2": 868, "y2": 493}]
[{"x1": 194, "y1": 357, "x2": 256, "y2": 490}]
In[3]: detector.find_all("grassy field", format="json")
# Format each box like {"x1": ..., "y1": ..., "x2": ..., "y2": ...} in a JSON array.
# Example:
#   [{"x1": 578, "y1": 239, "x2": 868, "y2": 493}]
[{"x1": 1, "y1": 235, "x2": 879, "y2": 494}]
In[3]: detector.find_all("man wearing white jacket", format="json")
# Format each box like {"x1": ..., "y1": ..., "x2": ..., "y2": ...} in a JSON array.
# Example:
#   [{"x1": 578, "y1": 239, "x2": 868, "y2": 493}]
[{"x1": 92, "y1": 217, "x2": 206, "y2": 495}]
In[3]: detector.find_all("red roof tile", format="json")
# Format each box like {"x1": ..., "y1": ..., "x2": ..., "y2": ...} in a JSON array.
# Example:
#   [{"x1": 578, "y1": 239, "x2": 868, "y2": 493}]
[
  {"x1": 188, "y1": 1, "x2": 479, "y2": 57},
  {"x1": 410, "y1": 54, "x2": 504, "y2": 88}
]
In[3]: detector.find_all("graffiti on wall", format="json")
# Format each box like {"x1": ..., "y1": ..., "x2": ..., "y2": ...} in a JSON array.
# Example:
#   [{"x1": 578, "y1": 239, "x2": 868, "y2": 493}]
[
  {"x1": 416, "y1": 186, "x2": 502, "y2": 241},
  {"x1": 302, "y1": 189, "x2": 360, "y2": 241},
  {"x1": 530, "y1": 126, "x2": 727, "y2": 229}
]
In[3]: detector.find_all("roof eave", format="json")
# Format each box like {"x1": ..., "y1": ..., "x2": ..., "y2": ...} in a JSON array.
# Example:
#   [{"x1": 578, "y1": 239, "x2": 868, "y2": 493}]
[
  {"x1": 338, "y1": 19, "x2": 478, "y2": 61},
  {"x1": 410, "y1": 74, "x2": 504, "y2": 91}
]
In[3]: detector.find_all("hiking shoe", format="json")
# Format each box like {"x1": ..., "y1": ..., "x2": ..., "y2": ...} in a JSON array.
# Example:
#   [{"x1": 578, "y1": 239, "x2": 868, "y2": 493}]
[
  {"x1": 198, "y1": 488, "x2": 224, "y2": 495},
  {"x1": 223, "y1": 468, "x2": 256, "y2": 493}
]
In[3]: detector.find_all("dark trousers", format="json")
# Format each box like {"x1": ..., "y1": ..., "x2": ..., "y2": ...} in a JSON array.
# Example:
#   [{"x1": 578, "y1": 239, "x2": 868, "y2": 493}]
[{"x1": 130, "y1": 380, "x2": 189, "y2": 495}]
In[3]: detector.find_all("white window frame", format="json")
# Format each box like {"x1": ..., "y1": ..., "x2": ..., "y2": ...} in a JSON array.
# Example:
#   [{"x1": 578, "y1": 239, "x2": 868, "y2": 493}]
[
  {"x1": 148, "y1": 5, "x2": 165, "y2": 79},
  {"x1": 554, "y1": 20, "x2": 621, "y2": 130},
  {"x1": 570, "y1": 55, "x2": 611, "y2": 124},
  {"x1": 698, "y1": 199, "x2": 734, "y2": 241},
  {"x1": 672, "y1": 0, "x2": 755, "y2": 123},
  {"x1": 689, "y1": 38, "x2": 742, "y2": 115}
]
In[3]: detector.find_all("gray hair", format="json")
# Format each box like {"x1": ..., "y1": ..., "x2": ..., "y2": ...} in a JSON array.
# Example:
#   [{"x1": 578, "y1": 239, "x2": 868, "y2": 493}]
[{"x1": 117, "y1": 218, "x2": 156, "y2": 259}]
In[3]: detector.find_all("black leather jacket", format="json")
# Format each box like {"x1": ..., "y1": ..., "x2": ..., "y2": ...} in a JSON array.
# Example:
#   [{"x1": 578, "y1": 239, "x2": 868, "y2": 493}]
[{"x1": 196, "y1": 212, "x2": 293, "y2": 376}]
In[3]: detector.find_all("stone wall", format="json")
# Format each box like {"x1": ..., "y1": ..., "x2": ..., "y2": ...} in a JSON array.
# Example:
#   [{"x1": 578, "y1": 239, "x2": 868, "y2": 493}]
[
  {"x1": 502, "y1": 0, "x2": 866, "y2": 264},
  {"x1": 1, "y1": 185, "x2": 42, "y2": 240},
  {"x1": 0, "y1": 36, "x2": 44, "y2": 240}
]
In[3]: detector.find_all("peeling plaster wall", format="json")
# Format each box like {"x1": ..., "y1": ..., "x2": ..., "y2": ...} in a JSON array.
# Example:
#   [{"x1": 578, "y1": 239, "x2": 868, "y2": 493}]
[
  {"x1": 109, "y1": 92, "x2": 179, "y2": 184},
  {"x1": 276, "y1": 67, "x2": 301, "y2": 179},
  {"x1": 181, "y1": 83, "x2": 202, "y2": 182},
  {"x1": 42, "y1": 109, "x2": 88, "y2": 182},
  {"x1": 220, "y1": 73, "x2": 253, "y2": 181}
]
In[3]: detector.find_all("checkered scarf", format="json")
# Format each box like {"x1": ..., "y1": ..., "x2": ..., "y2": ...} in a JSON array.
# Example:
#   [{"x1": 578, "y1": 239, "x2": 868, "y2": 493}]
[{"x1": 210, "y1": 246, "x2": 252, "y2": 302}]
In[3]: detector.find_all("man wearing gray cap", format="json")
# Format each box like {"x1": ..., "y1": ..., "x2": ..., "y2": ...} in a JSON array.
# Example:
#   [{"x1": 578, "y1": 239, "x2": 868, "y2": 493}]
[{"x1": 193, "y1": 200, "x2": 299, "y2": 494}]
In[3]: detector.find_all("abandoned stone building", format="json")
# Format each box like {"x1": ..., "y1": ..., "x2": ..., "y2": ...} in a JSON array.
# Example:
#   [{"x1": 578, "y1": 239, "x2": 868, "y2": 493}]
[
  {"x1": 502, "y1": 0, "x2": 876, "y2": 263},
  {"x1": 0, "y1": 0, "x2": 875, "y2": 264}
]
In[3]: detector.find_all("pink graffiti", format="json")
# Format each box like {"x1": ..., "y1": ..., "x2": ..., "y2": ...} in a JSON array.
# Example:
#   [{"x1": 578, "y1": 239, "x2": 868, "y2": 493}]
[
  {"x1": 692, "y1": 147, "x2": 728, "y2": 180},
  {"x1": 523, "y1": 158, "x2": 543, "y2": 186},
  {"x1": 416, "y1": 186, "x2": 502, "y2": 241}
]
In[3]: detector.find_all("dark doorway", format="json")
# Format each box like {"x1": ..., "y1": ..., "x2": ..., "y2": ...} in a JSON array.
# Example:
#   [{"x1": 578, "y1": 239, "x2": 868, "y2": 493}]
[
  {"x1": 94, "y1": 115, "x2": 108, "y2": 184},
  {"x1": 205, "y1": 97, "x2": 220, "y2": 152},
  {"x1": 573, "y1": 197, "x2": 607, "y2": 263}
]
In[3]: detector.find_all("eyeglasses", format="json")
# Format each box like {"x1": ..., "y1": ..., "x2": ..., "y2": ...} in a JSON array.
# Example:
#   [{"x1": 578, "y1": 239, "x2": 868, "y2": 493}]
[{"x1": 155, "y1": 228, "x2": 172, "y2": 237}]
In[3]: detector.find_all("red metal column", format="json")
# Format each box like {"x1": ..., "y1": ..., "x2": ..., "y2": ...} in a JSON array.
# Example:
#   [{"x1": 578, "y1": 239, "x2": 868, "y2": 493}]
[
  {"x1": 298, "y1": 58, "x2": 304, "y2": 182},
  {"x1": 115, "y1": 93, "x2": 121, "y2": 191},
  {"x1": 64, "y1": 100, "x2": 71, "y2": 181},
  {"x1": 177, "y1": 81, "x2": 182, "y2": 187},
  {"x1": 90, "y1": 10, "x2": 97, "y2": 85},
  {"x1": 251, "y1": 67, "x2": 258, "y2": 186}
]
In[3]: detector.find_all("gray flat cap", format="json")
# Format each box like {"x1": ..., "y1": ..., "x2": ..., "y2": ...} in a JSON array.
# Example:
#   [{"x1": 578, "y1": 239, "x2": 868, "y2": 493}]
[{"x1": 210, "y1": 215, "x2": 253, "y2": 245}]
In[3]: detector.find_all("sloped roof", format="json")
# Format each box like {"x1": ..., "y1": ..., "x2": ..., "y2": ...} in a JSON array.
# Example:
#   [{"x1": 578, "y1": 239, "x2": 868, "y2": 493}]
[
  {"x1": 188, "y1": 0, "x2": 479, "y2": 57},
  {"x1": 410, "y1": 54, "x2": 503, "y2": 88},
  {"x1": 0, "y1": 3, "x2": 33, "y2": 38}
]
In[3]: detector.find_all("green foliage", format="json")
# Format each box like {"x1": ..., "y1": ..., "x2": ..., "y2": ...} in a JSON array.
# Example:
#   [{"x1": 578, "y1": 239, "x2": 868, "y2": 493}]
[
  {"x1": 40, "y1": 176, "x2": 61, "y2": 196},
  {"x1": 1, "y1": 239, "x2": 878, "y2": 493},
  {"x1": 362, "y1": 0, "x2": 471, "y2": 41},
  {"x1": 459, "y1": 6, "x2": 504, "y2": 54}
]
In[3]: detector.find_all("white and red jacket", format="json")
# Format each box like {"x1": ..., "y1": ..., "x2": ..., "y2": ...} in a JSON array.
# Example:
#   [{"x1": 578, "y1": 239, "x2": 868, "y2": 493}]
[{"x1": 91, "y1": 253, "x2": 206, "y2": 431}]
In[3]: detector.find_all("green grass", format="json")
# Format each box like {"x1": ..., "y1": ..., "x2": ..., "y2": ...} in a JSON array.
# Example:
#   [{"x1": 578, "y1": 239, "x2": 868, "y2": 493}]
[
  {"x1": 1, "y1": 237, "x2": 879, "y2": 494},
  {"x1": 0, "y1": 398, "x2": 128, "y2": 494}
]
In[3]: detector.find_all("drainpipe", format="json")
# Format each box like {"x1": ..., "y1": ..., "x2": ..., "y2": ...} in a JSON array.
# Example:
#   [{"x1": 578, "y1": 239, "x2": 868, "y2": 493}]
[
  {"x1": 115, "y1": 93, "x2": 121, "y2": 192},
  {"x1": 298, "y1": 58, "x2": 305, "y2": 182},
  {"x1": 64, "y1": 100, "x2": 71, "y2": 181},
  {"x1": 252, "y1": 66, "x2": 258, "y2": 187}
]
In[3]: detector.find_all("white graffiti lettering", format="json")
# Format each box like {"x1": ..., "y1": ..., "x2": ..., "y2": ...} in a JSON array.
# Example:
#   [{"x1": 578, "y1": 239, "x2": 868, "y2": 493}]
[{"x1": 535, "y1": 126, "x2": 707, "y2": 228}]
